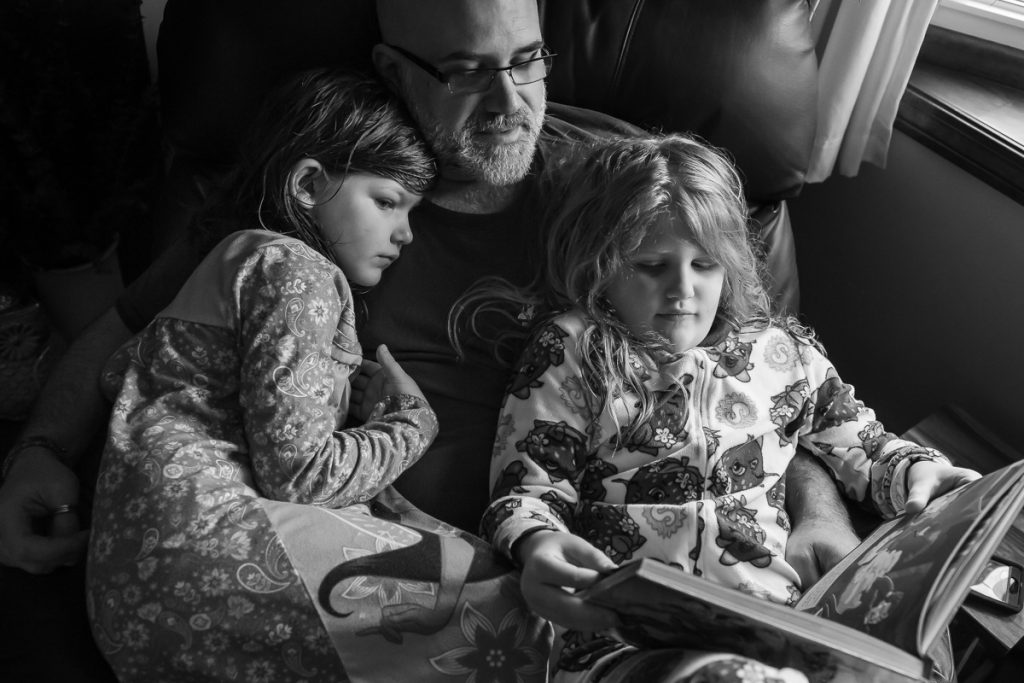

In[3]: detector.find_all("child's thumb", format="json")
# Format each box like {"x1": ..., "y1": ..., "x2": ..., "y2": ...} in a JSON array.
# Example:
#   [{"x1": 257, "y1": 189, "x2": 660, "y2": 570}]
[
  {"x1": 568, "y1": 539, "x2": 618, "y2": 574},
  {"x1": 376, "y1": 344, "x2": 399, "y2": 374}
]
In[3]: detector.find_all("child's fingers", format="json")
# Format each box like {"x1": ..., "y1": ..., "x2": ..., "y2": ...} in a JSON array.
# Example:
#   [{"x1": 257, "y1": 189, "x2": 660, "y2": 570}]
[
  {"x1": 375, "y1": 344, "x2": 403, "y2": 376},
  {"x1": 375, "y1": 343, "x2": 392, "y2": 365},
  {"x1": 351, "y1": 360, "x2": 381, "y2": 391},
  {"x1": 562, "y1": 537, "x2": 619, "y2": 575}
]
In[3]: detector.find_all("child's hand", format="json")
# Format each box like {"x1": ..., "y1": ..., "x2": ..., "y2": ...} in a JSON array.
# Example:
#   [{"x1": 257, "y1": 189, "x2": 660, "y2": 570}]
[
  {"x1": 515, "y1": 529, "x2": 621, "y2": 632},
  {"x1": 905, "y1": 460, "x2": 981, "y2": 514},
  {"x1": 349, "y1": 345, "x2": 426, "y2": 421}
]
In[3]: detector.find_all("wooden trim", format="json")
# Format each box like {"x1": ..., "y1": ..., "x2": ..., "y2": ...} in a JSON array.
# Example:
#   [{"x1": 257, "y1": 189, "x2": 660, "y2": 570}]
[
  {"x1": 896, "y1": 80, "x2": 1024, "y2": 207},
  {"x1": 895, "y1": 26, "x2": 1024, "y2": 207}
]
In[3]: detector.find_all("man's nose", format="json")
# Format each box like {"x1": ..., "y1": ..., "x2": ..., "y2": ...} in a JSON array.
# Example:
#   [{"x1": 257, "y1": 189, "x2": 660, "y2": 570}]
[{"x1": 483, "y1": 69, "x2": 520, "y2": 114}]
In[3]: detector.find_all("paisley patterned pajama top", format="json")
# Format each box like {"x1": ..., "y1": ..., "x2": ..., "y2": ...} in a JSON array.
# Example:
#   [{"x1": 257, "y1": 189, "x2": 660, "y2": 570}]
[
  {"x1": 482, "y1": 310, "x2": 948, "y2": 609},
  {"x1": 86, "y1": 230, "x2": 440, "y2": 681}
]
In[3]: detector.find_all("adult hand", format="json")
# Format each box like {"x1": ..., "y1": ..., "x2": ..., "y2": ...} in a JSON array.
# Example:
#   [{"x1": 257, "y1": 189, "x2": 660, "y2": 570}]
[
  {"x1": 349, "y1": 345, "x2": 426, "y2": 422},
  {"x1": 784, "y1": 451, "x2": 861, "y2": 588},
  {"x1": 786, "y1": 516, "x2": 860, "y2": 588},
  {"x1": 516, "y1": 530, "x2": 620, "y2": 632},
  {"x1": 904, "y1": 460, "x2": 981, "y2": 514},
  {"x1": 0, "y1": 449, "x2": 89, "y2": 573}
]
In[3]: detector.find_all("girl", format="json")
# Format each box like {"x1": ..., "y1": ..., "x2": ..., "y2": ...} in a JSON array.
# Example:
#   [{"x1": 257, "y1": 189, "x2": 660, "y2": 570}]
[
  {"x1": 458, "y1": 134, "x2": 978, "y2": 682},
  {"x1": 85, "y1": 70, "x2": 549, "y2": 682}
]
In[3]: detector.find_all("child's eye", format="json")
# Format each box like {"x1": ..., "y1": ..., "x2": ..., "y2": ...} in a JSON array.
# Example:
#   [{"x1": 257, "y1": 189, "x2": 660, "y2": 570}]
[
  {"x1": 635, "y1": 262, "x2": 664, "y2": 273},
  {"x1": 693, "y1": 259, "x2": 719, "y2": 271},
  {"x1": 374, "y1": 197, "x2": 396, "y2": 210}
]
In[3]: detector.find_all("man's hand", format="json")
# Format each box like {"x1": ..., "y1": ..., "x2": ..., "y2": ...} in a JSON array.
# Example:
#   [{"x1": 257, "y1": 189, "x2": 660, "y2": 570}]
[
  {"x1": 784, "y1": 451, "x2": 860, "y2": 588},
  {"x1": 786, "y1": 516, "x2": 860, "y2": 588},
  {"x1": 904, "y1": 460, "x2": 981, "y2": 514},
  {"x1": 0, "y1": 449, "x2": 89, "y2": 573},
  {"x1": 349, "y1": 344, "x2": 426, "y2": 422},
  {"x1": 515, "y1": 530, "x2": 620, "y2": 632}
]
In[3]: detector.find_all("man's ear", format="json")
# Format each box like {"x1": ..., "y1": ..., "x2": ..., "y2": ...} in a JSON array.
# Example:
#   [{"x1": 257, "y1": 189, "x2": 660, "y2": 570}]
[
  {"x1": 289, "y1": 158, "x2": 324, "y2": 208},
  {"x1": 372, "y1": 43, "x2": 402, "y2": 92}
]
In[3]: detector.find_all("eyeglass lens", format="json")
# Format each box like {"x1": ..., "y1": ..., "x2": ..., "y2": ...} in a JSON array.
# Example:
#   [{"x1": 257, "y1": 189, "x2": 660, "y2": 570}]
[{"x1": 448, "y1": 55, "x2": 553, "y2": 94}]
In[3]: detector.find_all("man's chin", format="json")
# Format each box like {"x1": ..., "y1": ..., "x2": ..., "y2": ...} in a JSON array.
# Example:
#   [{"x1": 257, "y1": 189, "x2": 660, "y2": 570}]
[{"x1": 470, "y1": 142, "x2": 537, "y2": 186}]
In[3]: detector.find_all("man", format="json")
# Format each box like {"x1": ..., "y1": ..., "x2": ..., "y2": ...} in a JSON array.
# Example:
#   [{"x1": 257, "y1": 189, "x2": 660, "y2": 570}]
[{"x1": 2, "y1": 0, "x2": 961, "y2": 680}]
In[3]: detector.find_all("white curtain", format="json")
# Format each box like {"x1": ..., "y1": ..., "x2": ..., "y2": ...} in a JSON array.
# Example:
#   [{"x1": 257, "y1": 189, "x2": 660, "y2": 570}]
[{"x1": 806, "y1": 0, "x2": 939, "y2": 181}]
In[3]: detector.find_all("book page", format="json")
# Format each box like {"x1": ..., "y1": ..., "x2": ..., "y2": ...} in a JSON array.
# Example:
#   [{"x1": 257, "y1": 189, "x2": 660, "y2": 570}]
[
  {"x1": 795, "y1": 460, "x2": 1024, "y2": 656},
  {"x1": 583, "y1": 558, "x2": 923, "y2": 682},
  {"x1": 919, "y1": 479, "x2": 1024, "y2": 650}
]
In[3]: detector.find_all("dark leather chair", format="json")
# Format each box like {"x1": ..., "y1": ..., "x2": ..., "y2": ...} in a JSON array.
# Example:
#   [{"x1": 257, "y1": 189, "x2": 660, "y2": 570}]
[{"x1": 2, "y1": 2, "x2": 819, "y2": 681}]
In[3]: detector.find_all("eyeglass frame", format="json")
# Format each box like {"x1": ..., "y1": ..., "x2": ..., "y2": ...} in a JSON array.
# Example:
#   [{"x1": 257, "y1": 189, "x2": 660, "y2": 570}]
[{"x1": 385, "y1": 43, "x2": 557, "y2": 95}]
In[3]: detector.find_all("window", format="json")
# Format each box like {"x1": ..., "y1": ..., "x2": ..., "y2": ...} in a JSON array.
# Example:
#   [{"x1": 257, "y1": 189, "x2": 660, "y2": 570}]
[
  {"x1": 932, "y1": 0, "x2": 1024, "y2": 51},
  {"x1": 894, "y1": 0, "x2": 1024, "y2": 206}
]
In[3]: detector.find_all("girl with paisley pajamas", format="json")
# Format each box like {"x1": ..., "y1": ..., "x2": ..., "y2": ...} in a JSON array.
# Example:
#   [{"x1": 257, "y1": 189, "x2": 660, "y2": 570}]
[
  {"x1": 459, "y1": 134, "x2": 979, "y2": 682},
  {"x1": 84, "y1": 70, "x2": 490, "y2": 682}
]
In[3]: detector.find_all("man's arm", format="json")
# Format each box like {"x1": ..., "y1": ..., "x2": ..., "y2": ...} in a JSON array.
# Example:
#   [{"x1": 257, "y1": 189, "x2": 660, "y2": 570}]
[
  {"x1": 0, "y1": 307, "x2": 132, "y2": 573},
  {"x1": 784, "y1": 449, "x2": 861, "y2": 588}
]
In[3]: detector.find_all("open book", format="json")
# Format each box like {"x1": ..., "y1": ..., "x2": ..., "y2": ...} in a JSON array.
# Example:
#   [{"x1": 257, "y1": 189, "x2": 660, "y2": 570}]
[{"x1": 578, "y1": 459, "x2": 1024, "y2": 682}]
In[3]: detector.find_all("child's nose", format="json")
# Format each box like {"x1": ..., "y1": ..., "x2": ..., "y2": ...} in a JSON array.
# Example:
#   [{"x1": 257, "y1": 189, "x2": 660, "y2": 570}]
[
  {"x1": 392, "y1": 219, "x2": 413, "y2": 246},
  {"x1": 667, "y1": 267, "x2": 695, "y2": 300}
]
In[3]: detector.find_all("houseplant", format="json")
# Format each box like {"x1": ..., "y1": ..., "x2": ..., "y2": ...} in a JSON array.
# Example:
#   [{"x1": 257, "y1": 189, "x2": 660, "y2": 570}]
[{"x1": 0, "y1": 0, "x2": 160, "y2": 339}]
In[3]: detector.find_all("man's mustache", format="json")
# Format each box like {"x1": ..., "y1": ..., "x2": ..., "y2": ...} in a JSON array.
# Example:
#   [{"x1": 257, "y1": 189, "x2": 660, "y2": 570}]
[{"x1": 471, "y1": 110, "x2": 534, "y2": 135}]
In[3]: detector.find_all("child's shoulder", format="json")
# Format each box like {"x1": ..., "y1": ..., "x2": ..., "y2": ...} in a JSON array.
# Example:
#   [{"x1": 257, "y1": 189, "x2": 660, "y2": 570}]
[
  {"x1": 203, "y1": 229, "x2": 334, "y2": 274},
  {"x1": 212, "y1": 229, "x2": 322, "y2": 260},
  {"x1": 546, "y1": 308, "x2": 589, "y2": 336},
  {"x1": 725, "y1": 323, "x2": 823, "y2": 352},
  {"x1": 198, "y1": 229, "x2": 343, "y2": 290}
]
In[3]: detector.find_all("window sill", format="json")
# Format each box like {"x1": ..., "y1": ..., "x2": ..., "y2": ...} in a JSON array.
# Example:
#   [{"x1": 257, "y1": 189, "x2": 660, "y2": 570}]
[{"x1": 895, "y1": 26, "x2": 1024, "y2": 206}]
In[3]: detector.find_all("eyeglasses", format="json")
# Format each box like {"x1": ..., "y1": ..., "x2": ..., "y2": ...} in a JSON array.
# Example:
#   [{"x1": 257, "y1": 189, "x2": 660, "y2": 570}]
[{"x1": 386, "y1": 44, "x2": 556, "y2": 95}]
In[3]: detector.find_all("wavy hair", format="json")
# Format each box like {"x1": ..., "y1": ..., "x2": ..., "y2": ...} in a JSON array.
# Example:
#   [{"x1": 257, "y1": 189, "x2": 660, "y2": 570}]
[
  {"x1": 452, "y1": 133, "x2": 811, "y2": 439},
  {"x1": 193, "y1": 68, "x2": 436, "y2": 262}
]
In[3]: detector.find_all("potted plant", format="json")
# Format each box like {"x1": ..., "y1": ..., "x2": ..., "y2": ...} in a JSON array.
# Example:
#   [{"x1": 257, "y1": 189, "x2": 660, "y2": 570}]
[{"x1": 0, "y1": 0, "x2": 160, "y2": 340}]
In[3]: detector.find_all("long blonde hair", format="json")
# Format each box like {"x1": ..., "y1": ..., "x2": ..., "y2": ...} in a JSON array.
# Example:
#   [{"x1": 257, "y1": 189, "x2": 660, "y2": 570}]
[{"x1": 452, "y1": 133, "x2": 806, "y2": 440}]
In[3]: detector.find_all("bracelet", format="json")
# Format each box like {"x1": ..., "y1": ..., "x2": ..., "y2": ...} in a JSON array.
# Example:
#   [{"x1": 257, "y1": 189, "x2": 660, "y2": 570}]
[{"x1": 0, "y1": 436, "x2": 70, "y2": 482}]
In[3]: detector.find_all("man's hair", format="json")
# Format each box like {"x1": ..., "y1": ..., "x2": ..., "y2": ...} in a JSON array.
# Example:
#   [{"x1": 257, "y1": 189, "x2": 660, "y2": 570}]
[{"x1": 193, "y1": 68, "x2": 435, "y2": 260}]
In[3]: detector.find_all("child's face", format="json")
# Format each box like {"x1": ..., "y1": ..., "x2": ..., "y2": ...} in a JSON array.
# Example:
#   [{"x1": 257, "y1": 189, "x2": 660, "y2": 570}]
[
  {"x1": 313, "y1": 173, "x2": 422, "y2": 287},
  {"x1": 604, "y1": 218, "x2": 724, "y2": 354}
]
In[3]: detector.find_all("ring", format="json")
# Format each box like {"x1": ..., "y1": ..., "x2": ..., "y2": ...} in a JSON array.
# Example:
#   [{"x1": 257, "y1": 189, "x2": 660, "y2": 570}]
[{"x1": 51, "y1": 504, "x2": 76, "y2": 515}]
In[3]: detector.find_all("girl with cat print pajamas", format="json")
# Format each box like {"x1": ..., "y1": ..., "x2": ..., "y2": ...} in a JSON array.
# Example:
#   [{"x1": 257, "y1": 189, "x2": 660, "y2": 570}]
[
  {"x1": 466, "y1": 134, "x2": 976, "y2": 682},
  {"x1": 481, "y1": 310, "x2": 946, "y2": 607}
]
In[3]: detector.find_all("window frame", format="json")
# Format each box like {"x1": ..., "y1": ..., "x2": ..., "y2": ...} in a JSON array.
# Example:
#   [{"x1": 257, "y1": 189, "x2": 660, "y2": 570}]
[
  {"x1": 893, "y1": 1, "x2": 1024, "y2": 207},
  {"x1": 932, "y1": 0, "x2": 1024, "y2": 51}
]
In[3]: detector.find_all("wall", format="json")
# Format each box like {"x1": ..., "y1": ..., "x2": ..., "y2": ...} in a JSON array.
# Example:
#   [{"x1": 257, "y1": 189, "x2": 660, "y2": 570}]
[{"x1": 790, "y1": 129, "x2": 1024, "y2": 448}]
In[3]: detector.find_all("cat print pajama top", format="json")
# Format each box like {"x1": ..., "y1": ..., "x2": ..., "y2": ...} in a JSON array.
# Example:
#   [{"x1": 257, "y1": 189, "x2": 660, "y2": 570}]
[{"x1": 481, "y1": 309, "x2": 948, "y2": 673}]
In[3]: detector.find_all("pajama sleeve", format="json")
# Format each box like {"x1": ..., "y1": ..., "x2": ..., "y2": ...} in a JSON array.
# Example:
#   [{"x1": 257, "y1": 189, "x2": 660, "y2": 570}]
[
  {"x1": 795, "y1": 342, "x2": 948, "y2": 519},
  {"x1": 235, "y1": 241, "x2": 438, "y2": 507},
  {"x1": 480, "y1": 318, "x2": 596, "y2": 561}
]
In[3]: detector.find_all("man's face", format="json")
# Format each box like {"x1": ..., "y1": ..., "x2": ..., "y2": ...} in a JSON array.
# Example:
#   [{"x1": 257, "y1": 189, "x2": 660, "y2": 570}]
[{"x1": 381, "y1": 0, "x2": 548, "y2": 186}]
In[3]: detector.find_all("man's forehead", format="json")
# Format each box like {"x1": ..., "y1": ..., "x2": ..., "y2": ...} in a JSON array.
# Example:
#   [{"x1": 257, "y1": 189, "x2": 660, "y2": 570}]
[{"x1": 377, "y1": 0, "x2": 542, "y2": 56}]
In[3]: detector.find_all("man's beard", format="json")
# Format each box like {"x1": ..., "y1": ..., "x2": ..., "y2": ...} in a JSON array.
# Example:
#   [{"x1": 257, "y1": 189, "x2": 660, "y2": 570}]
[{"x1": 411, "y1": 95, "x2": 546, "y2": 186}]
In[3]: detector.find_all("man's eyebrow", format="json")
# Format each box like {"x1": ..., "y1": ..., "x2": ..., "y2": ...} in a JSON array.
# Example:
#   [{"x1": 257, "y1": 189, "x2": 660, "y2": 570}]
[{"x1": 439, "y1": 41, "x2": 546, "y2": 63}]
